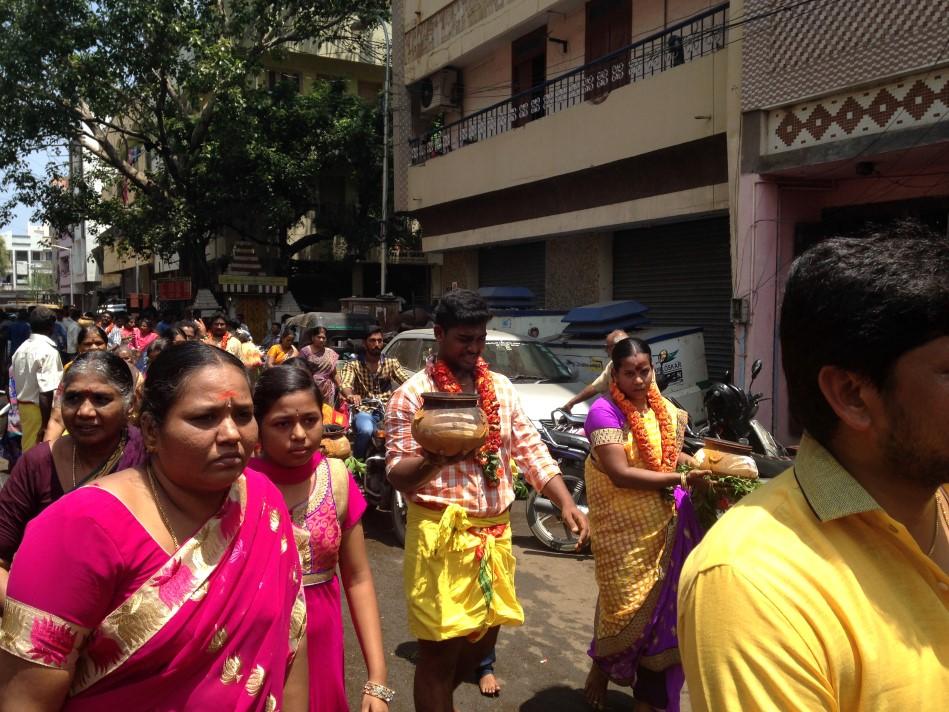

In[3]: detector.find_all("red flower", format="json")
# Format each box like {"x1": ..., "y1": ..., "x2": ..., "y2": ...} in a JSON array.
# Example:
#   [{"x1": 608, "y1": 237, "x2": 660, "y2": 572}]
[
  {"x1": 28, "y1": 617, "x2": 77, "y2": 667},
  {"x1": 610, "y1": 381, "x2": 678, "y2": 472}
]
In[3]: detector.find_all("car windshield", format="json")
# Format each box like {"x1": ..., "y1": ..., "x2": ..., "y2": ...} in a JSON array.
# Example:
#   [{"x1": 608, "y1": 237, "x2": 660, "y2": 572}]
[{"x1": 390, "y1": 337, "x2": 572, "y2": 382}]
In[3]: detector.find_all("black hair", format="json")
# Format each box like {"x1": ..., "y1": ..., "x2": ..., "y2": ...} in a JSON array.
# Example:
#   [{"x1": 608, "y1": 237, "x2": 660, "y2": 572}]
[
  {"x1": 77, "y1": 325, "x2": 108, "y2": 347},
  {"x1": 611, "y1": 337, "x2": 652, "y2": 370},
  {"x1": 434, "y1": 289, "x2": 492, "y2": 330},
  {"x1": 283, "y1": 356, "x2": 317, "y2": 376},
  {"x1": 305, "y1": 326, "x2": 328, "y2": 342},
  {"x1": 28, "y1": 306, "x2": 56, "y2": 334},
  {"x1": 364, "y1": 326, "x2": 384, "y2": 341},
  {"x1": 65, "y1": 350, "x2": 135, "y2": 407},
  {"x1": 253, "y1": 363, "x2": 323, "y2": 423},
  {"x1": 141, "y1": 341, "x2": 249, "y2": 425},
  {"x1": 780, "y1": 228, "x2": 949, "y2": 445},
  {"x1": 68, "y1": 307, "x2": 81, "y2": 320},
  {"x1": 173, "y1": 319, "x2": 198, "y2": 338},
  {"x1": 209, "y1": 312, "x2": 227, "y2": 324}
]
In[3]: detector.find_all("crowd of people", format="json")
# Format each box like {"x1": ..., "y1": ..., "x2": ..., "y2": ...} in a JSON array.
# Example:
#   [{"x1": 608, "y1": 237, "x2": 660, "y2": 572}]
[{"x1": 0, "y1": 223, "x2": 945, "y2": 712}]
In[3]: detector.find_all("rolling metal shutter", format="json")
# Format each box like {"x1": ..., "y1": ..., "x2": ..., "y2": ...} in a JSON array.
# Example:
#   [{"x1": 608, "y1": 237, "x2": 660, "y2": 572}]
[
  {"x1": 613, "y1": 216, "x2": 733, "y2": 379},
  {"x1": 478, "y1": 241, "x2": 547, "y2": 307}
]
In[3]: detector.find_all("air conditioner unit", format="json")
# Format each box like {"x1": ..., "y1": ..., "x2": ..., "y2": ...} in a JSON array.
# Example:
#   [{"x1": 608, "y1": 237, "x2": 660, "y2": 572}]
[{"x1": 419, "y1": 68, "x2": 461, "y2": 116}]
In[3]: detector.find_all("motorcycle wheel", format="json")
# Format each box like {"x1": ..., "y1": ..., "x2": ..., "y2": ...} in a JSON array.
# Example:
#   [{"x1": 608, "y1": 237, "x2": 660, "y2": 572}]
[
  {"x1": 390, "y1": 489, "x2": 407, "y2": 548},
  {"x1": 526, "y1": 470, "x2": 589, "y2": 554}
]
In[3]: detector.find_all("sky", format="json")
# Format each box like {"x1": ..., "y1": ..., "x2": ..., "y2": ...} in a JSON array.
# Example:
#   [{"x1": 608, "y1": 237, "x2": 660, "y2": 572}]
[{"x1": 1, "y1": 149, "x2": 64, "y2": 234}]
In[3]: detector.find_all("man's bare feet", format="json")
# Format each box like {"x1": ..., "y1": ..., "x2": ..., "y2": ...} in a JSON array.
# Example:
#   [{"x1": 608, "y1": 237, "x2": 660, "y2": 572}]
[
  {"x1": 584, "y1": 662, "x2": 609, "y2": 709},
  {"x1": 479, "y1": 671, "x2": 500, "y2": 697}
]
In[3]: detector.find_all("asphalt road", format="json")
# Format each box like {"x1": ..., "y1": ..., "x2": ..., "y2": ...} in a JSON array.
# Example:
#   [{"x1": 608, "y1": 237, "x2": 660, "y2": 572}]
[{"x1": 342, "y1": 500, "x2": 645, "y2": 712}]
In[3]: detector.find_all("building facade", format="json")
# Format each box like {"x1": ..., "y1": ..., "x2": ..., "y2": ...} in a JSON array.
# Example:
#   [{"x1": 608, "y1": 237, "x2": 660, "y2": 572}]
[
  {"x1": 736, "y1": 0, "x2": 949, "y2": 441},
  {"x1": 393, "y1": 0, "x2": 742, "y2": 380},
  {"x1": 1, "y1": 224, "x2": 55, "y2": 301}
]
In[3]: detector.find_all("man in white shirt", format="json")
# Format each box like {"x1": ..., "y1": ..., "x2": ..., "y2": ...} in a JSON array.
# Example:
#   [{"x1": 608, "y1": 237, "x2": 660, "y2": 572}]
[
  {"x1": 61, "y1": 307, "x2": 81, "y2": 362},
  {"x1": 560, "y1": 329, "x2": 628, "y2": 412},
  {"x1": 12, "y1": 307, "x2": 64, "y2": 452}
]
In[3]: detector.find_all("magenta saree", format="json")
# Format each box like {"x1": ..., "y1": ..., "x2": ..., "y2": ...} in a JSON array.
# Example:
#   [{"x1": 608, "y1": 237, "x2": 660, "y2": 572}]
[{"x1": 0, "y1": 471, "x2": 306, "y2": 711}]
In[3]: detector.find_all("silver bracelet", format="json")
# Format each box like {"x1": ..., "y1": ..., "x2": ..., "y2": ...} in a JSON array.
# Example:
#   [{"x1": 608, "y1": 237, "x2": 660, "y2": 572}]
[{"x1": 363, "y1": 681, "x2": 395, "y2": 703}]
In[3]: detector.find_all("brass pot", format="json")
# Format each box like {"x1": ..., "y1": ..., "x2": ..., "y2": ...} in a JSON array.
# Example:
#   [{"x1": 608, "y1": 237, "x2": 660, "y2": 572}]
[{"x1": 411, "y1": 392, "x2": 488, "y2": 457}]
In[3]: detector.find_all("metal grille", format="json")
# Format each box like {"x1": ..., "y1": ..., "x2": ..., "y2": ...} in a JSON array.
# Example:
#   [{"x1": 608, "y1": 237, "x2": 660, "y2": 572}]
[
  {"x1": 613, "y1": 216, "x2": 733, "y2": 379},
  {"x1": 409, "y1": 3, "x2": 729, "y2": 165},
  {"x1": 478, "y1": 241, "x2": 547, "y2": 308}
]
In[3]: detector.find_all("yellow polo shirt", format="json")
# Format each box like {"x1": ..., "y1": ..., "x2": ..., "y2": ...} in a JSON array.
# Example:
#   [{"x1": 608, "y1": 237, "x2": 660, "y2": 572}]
[{"x1": 677, "y1": 434, "x2": 949, "y2": 711}]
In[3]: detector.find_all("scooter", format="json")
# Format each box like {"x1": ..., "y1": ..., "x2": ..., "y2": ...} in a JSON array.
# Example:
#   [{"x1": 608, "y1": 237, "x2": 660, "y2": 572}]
[
  {"x1": 526, "y1": 409, "x2": 591, "y2": 553},
  {"x1": 700, "y1": 359, "x2": 794, "y2": 477},
  {"x1": 348, "y1": 398, "x2": 408, "y2": 546}
]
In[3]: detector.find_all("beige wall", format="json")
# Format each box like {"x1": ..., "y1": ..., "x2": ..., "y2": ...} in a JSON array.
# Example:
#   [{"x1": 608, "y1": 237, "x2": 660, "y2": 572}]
[
  {"x1": 544, "y1": 233, "x2": 612, "y2": 309},
  {"x1": 408, "y1": 52, "x2": 727, "y2": 209},
  {"x1": 423, "y1": 183, "x2": 729, "y2": 251}
]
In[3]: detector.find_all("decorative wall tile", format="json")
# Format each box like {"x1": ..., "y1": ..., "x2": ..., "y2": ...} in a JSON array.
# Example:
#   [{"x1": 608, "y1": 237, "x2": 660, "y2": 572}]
[{"x1": 766, "y1": 72, "x2": 948, "y2": 153}]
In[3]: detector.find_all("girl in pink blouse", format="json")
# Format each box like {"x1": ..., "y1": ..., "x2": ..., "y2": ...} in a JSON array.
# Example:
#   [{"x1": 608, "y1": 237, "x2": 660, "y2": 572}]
[{"x1": 248, "y1": 364, "x2": 391, "y2": 711}]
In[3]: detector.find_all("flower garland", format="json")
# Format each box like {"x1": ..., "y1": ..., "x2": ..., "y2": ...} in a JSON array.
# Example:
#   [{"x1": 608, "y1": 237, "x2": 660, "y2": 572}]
[
  {"x1": 429, "y1": 358, "x2": 503, "y2": 486},
  {"x1": 609, "y1": 381, "x2": 678, "y2": 472}
]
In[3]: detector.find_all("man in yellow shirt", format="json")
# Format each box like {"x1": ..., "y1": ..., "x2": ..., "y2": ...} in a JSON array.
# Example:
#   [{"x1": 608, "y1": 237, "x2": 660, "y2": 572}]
[{"x1": 678, "y1": 228, "x2": 949, "y2": 711}]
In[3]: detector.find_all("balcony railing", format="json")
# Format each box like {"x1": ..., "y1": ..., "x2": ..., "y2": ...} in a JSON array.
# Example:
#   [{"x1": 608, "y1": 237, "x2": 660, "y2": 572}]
[{"x1": 409, "y1": 3, "x2": 728, "y2": 166}]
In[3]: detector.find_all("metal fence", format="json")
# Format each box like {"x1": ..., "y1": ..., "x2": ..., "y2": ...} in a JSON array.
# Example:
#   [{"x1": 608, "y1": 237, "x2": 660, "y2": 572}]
[{"x1": 409, "y1": 3, "x2": 729, "y2": 166}]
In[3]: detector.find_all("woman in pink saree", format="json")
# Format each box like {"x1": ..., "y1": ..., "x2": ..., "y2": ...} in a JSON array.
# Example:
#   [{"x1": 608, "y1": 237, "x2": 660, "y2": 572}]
[{"x1": 0, "y1": 342, "x2": 309, "y2": 711}]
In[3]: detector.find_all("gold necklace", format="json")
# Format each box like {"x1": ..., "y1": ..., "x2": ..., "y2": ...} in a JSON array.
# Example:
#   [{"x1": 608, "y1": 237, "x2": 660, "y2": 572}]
[
  {"x1": 71, "y1": 432, "x2": 128, "y2": 489},
  {"x1": 146, "y1": 462, "x2": 180, "y2": 551},
  {"x1": 931, "y1": 488, "x2": 947, "y2": 557}
]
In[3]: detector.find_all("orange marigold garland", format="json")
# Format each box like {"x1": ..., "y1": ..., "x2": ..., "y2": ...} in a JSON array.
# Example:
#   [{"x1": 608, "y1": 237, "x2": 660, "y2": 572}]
[
  {"x1": 609, "y1": 381, "x2": 678, "y2": 471},
  {"x1": 429, "y1": 358, "x2": 503, "y2": 486}
]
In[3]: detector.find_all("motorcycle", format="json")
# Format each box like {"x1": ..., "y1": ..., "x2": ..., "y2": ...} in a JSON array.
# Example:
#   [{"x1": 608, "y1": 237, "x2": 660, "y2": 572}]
[
  {"x1": 345, "y1": 398, "x2": 408, "y2": 546},
  {"x1": 526, "y1": 409, "x2": 591, "y2": 553},
  {"x1": 699, "y1": 359, "x2": 794, "y2": 477}
]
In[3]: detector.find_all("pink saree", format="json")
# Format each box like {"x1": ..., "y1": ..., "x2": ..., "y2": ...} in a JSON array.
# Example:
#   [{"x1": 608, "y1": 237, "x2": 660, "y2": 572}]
[{"x1": 0, "y1": 470, "x2": 306, "y2": 711}]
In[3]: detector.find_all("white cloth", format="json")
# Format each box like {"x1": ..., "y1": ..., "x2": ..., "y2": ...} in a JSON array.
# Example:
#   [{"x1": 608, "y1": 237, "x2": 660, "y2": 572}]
[
  {"x1": 12, "y1": 334, "x2": 63, "y2": 403},
  {"x1": 62, "y1": 317, "x2": 81, "y2": 353}
]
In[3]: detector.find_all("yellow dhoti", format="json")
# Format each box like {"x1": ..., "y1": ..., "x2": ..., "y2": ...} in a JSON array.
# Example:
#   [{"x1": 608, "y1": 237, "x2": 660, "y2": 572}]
[
  {"x1": 18, "y1": 403, "x2": 42, "y2": 452},
  {"x1": 404, "y1": 502, "x2": 524, "y2": 642}
]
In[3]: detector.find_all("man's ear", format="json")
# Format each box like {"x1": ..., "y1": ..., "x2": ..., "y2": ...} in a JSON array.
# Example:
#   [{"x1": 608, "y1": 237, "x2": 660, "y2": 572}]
[
  {"x1": 816, "y1": 366, "x2": 877, "y2": 432},
  {"x1": 434, "y1": 324, "x2": 445, "y2": 343}
]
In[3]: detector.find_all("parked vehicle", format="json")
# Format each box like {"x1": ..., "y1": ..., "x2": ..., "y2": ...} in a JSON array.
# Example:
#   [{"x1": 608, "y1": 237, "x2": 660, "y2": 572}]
[
  {"x1": 382, "y1": 328, "x2": 592, "y2": 426},
  {"x1": 699, "y1": 359, "x2": 794, "y2": 477},
  {"x1": 344, "y1": 399, "x2": 408, "y2": 545},
  {"x1": 526, "y1": 409, "x2": 590, "y2": 553}
]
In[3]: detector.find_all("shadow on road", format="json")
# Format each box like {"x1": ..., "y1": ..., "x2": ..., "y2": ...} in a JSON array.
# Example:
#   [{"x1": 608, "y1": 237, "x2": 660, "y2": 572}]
[
  {"x1": 360, "y1": 507, "x2": 404, "y2": 549},
  {"x1": 519, "y1": 684, "x2": 635, "y2": 710},
  {"x1": 511, "y1": 533, "x2": 593, "y2": 561},
  {"x1": 393, "y1": 640, "x2": 419, "y2": 664}
]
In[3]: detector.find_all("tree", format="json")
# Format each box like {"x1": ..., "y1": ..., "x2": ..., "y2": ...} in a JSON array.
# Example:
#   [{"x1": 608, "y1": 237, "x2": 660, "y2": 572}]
[{"x1": 0, "y1": 0, "x2": 395, "y2": 287}]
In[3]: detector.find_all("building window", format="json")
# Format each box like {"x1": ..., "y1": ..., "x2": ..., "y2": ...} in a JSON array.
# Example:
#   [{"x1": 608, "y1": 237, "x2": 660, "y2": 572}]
[
  {"x1": 585, "y1": 0, "x2": 632, "y2": 100},
  {"x1": 43, "y1": 250, "x2": 53, "y2": 261},
  {"x1": 267, "y1": 70, "x2": 301, "y2": 93},
  {"x1": 511, "y1": 26, "x2": 548, "y2": 128}
]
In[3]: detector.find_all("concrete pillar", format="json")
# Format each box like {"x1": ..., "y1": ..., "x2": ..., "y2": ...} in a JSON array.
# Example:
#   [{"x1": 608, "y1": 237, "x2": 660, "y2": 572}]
[
  {"x1": 351, "y1": 263, "x2": 364, "y2": 297},
  {"x1": 544, "y1": 233, "x2": 613, "y2": 309}
]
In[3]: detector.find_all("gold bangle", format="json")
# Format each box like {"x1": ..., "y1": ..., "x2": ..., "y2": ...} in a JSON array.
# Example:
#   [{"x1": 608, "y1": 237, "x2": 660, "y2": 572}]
[
  {"x1": 680, "y1": 472, "x2": 688, "y2": 488},
  {"x1": 363, "y1": 681, "x2": 395, "y2": 703}
]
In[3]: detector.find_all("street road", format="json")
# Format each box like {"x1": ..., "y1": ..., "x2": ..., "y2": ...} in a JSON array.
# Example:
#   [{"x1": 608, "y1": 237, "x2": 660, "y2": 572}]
[{"x1": 343, "y1": 500, "x2": 644, "y2": 712}]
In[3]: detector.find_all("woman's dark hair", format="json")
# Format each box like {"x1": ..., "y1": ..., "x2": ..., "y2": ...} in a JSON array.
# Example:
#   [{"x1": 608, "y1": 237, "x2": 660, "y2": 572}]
[
  {"x1": 611, "y1": 337, "x2": 652, "y2": 370},
  {"x1": 781, "y1": 227, "x2": 949, "y2": 445},
  {"x1": 65, "y1": 351, "x2": 135, "y2": 407},
  {"x1": 253, "y1": 363, "x2": 323, "y2": 422},
  {"x1": 283, "y1": 356, "x2": 317, "y2": 376},
  {"x1": 77, "y1": 325, "x2": 108, "y2": 347},
  {"x1": 304, "y1": 325, "x2": 328, "y2": 342},
  {"x1": 141, "y1": 341, "x2": 248, "y2": 425},
  {"x1": 434, "y1": 289, "x2": 492, "y2": 331}
]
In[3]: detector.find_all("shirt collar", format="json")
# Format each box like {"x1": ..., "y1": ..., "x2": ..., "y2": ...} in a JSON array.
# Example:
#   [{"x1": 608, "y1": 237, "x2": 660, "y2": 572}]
[
  {"x1": 29, "y1": 333, "x2": 58, "y2": 349},
  {"x1": 794, "y1": 433, "x2": 882, "y2": 522}
]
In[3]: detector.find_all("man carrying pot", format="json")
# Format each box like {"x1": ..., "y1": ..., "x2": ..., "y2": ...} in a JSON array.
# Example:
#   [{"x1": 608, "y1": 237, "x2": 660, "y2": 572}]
[{"x1": 386, "y1": 288, "x2": 589, "y2": 712}]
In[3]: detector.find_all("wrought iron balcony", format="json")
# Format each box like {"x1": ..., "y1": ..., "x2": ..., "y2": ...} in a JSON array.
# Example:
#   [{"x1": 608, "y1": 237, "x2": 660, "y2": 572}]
[{"x1": 409, "y1": 3, "x2": 728, "y2": 166}]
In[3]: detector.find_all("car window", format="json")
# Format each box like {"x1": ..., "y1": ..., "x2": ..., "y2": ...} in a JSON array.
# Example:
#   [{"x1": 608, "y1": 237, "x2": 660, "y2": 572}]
[
  {"x1": 386, "y1": 338, "x2": 423, "y2": 371},
  {"x1": 482, "y1": 341, "x2": 572, "y2": 381}
]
